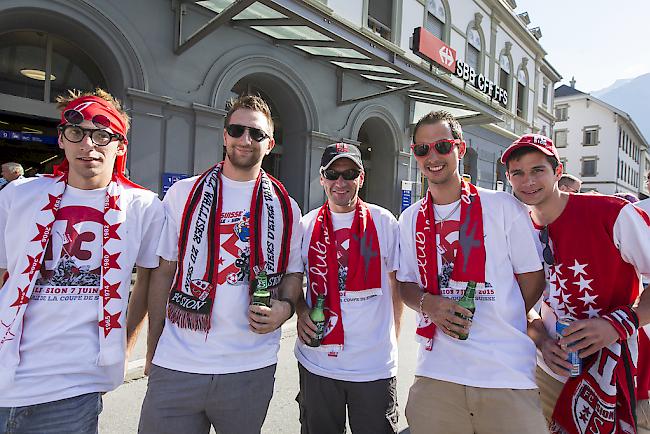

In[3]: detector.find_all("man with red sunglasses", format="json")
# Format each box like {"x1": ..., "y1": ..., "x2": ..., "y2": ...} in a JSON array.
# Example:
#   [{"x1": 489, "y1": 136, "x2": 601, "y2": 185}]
[
  {"x1": 294, "y1": 143, "x2": 403, "y2": 434},
  {"x1": 0, "y1": 88, "x2": 164, "y2": 432},
  {"x1": 397, "y1": 111, "x2": 547, "y2": 433},
  {"x1": 140, "y1": 95, "x2": 304, "y2": 434},
  {"x1": 503, "y1": 134, "x2": 650, "y2": 434}
]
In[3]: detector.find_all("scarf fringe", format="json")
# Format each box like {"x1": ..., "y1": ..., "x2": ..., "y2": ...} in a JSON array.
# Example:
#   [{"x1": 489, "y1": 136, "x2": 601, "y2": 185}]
[
  {"x1": 167, "y1": 304, "x2": 210, "y2": 332},
  {"x1": 305, "y1": 343, "x2": 344, "y2": 353},
  {"x1": 340, "y1": 288, "x2": 382, "y2": 300}
]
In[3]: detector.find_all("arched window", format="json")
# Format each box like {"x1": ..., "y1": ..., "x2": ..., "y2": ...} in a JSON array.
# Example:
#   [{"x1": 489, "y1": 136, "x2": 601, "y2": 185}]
[
  {"x1": 499, "y1": 53, "x2": 512, "y2": 109},
  {"x1": 466, "y1": 26, "x2": 483, "y2": 73},
  {"x1": 0, "y1": 31, "x2": 106, "y2": 102},
  {"x1": 425, "y1": 0, "x2": 448, "y2": 41},
  {"x1": 516, "y1": 67, "x2": 528, "y2": 119}
]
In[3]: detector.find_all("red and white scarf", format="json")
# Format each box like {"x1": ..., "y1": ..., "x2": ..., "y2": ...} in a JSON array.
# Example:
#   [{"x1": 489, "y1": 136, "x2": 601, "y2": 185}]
[
  {"x1": 414, "y1": 181, "x2": 486, "y2": 350},
  {"x1": 167, "y1": 162, "x2": 293, "y2": 332},
  {"x1": 0, "y1": 173, "x2": 129, "y2": 387},
  {"x1": 306, "y1": 200, "x2": 381, "y2": 353}
]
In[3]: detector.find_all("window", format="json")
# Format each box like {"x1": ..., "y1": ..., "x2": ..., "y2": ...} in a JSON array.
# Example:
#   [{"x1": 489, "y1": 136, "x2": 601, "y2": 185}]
[
  {"x1": 555, "y1": 106, "x2": 568, "y2": 121},
  {"x1": 582, "y1": 126, "x2": 599, "y2": 146},
  {"x1": 554, "y1": 130, "x2": 568, "y2": 148},
  {"x1": 516, "y1": 68, "x2": 528, "y2": 118},
  {"x1": 542, "y1": 81, "x2": 549, "y2": 107},
  {"x1": 499, "y1": 54, "x2": 511, "y2": 108},
  {"x1": 0, "y1": 31, "x2": 106, "y2": 102},
  {"x1": 425, "y1": 0, "x2": 447, "y2": 40},
  {"x1": 560, "y1": 158, "x2": 568, "y2": 173},
  {"x1": 367, "y1": 0, "x2": 393, "y2": 41},
  {"x1": 581, "y1": 157, "x2": 597, "y2": 177},
  {"x1": 466, "y1": 27, "x2": 482, "y2": 72}
]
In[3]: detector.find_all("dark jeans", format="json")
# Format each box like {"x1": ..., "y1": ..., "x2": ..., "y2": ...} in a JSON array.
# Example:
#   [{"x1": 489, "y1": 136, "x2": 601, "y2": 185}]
[
  {"x1": 296, "y1": 363, "x2": 398, "y2": 434},
  {"x1": 0, "y1": 392, "x2": 103, "y2": 434}
]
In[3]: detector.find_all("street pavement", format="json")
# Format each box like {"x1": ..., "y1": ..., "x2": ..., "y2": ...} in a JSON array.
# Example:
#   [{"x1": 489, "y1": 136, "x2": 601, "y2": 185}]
[{"x1": 100, "y1": 310, "x2": 418, "y2": 433}]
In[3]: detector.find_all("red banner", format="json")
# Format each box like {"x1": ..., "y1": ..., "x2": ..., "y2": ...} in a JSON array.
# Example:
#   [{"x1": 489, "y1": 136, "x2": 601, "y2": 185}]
[{"x1": 411, "y1": 27, "x2": 457, "y2": 73}]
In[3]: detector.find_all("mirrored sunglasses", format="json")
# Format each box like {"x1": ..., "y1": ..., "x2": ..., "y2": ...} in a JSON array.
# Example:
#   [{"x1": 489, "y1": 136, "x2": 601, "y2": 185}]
[
  {"x1": 410, "y1": 139, "x2": 462, "y2": 157},
  {"x1": 64, "y1": 109, "x2": 111, "y2": 129},
  {"x1": 538, "y1": 226, "x2": 555, "y2": 266},
  {"x1": 225, "y1": 124, "x2": 269, "y2": 142}
]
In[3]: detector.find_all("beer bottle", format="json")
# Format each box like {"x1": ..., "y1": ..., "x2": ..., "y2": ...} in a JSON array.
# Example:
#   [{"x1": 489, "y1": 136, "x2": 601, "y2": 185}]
[
  {"x1": 307, "y1": 294, "x2": 326, "y2": 347},
  {"x1": 251, "y1": 270, "x2": 271, "y2": 308},
  {"x1": 455, "y1": 281, "x2": 476, "y2": 340}
]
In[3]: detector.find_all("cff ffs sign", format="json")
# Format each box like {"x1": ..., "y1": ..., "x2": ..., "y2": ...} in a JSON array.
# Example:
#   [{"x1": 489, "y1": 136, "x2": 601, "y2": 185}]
[{"x1": 411, "y1": 27, "x2": 508, "y2": 106}]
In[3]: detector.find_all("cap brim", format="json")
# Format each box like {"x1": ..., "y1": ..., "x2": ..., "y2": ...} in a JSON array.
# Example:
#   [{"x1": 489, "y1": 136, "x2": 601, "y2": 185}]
[
  {"x1": 321, "y1": 154, "x2": 363, "y2": 171},
  {"x1": 501, "y1": 143, "x2": 556, "y2": 164}
]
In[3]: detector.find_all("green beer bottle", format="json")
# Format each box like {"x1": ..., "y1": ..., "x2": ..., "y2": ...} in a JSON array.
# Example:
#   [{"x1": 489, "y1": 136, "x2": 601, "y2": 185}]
[
  {"x1": 455, "y1": 281, "x2": 476, "y2": 340},
  {"x1": 251, "y1": 270, "x2": 271, "y2": 308},
  {"x1": 307, "y1": 294, "x2": 326, "y2": 347}
]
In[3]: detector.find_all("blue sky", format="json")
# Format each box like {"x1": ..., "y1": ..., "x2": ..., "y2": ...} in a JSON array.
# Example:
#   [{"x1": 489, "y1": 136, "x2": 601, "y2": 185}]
[{"x1": 513, "y1": 0, "x2": 650, "y2": 92}]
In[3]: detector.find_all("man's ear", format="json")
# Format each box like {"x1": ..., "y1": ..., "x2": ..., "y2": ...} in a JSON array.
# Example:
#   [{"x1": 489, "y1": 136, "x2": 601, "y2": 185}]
[
  {"x1": 265, "y1": 137, "x2": 276, "y2": 155},
  {"x1": 457, "y1": 139, "x2": 467, "y2": 159},
  {"x1": 116, "y1": 141, "x2": 127, "y2": 156}
]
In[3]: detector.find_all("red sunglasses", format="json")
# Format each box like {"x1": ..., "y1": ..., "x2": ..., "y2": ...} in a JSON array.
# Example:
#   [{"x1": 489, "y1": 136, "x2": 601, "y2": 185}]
[{"x1": 410, "y1": 139, "x2": 463, "y2": 157}]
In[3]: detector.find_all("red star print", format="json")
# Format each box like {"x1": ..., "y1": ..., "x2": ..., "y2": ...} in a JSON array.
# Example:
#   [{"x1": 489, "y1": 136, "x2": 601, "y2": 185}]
[
  {"x1": 218, "y1": 257, "x2": 224, "y2": 266},
  {"x1": 106, "y1": 195, "x2": 121, "y2": 211},
  {"x1": 103, "y1": 251, "x2": 121, "y2": 270},
  {"x1": 41, "y1": 194, "x2": 61, "y2": 213},
  {"x1": 99, "y1": 310, "x2": 122, "y2": 337},
  {"x1": 21, "y1": 253, "x2": 43, "y2": 279},
  {"x1": 31, "y1": 224, "x2": 51, "y2": 247},
  {"x1": 101, "y1": 280, "x2": 122, "y2": 306},
  {"x1": 104, "y1": 222, "x2": 121, "y2": 241},
  {"x1": 10, "y1": 286, "x2": 29, "y2": 307}
]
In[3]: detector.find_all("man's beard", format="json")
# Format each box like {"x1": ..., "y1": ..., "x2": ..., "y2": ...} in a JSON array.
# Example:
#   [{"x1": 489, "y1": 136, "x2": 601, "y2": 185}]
[{"x1": 225, "y1": 145, "x2": 262, "y2": 170}]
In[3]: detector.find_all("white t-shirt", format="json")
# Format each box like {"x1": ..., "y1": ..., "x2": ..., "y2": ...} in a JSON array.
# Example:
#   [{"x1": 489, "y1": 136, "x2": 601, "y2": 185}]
[
  {"x1": 295, "y1": 204, "x2": 399, "y2": 382},
  {"x1": 0, "y1": 178, "x2": 163, "y2": 406},
  {"x1": 153, "y1": 174, "x2": 303, "y2": 374},
  {"x1": 397, "y1": 188, "x2": 542, "y2": 389}
]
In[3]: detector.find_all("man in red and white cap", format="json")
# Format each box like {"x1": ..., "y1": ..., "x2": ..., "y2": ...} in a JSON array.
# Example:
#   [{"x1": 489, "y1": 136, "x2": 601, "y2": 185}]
[
  {"x1": 0, "y1": 88, "x2": 164, "y2": 432},
  {"x1": 503, "y1": 133, "x2": 650, "y2": 434}
]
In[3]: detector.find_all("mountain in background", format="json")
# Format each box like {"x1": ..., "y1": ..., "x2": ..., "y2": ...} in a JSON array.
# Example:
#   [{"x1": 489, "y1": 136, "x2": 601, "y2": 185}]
[{"x1": 590, "y1": 72, "x2": 650, "y2": 142}]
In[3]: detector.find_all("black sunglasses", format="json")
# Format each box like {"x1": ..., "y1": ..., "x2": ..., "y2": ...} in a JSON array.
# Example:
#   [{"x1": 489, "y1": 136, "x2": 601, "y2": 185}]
[
  {"x1": 539, "y1": 226, "x2": 555, "y2": 266},
  {"x1": 64, "y1": 109, "x2": 111, "y2": 129},
  {"x1": 321, "y1": 168, "x2": 361, "y2": 181},
  {"x1": 225, "y1": 124, "x2": 269, "y2": 142},
  {"x1": 58, "y1": 125, "x2": 123, "y2": 146},
  {"x1": 410, "y1": 139, "x2": 462, "y2": 157}
]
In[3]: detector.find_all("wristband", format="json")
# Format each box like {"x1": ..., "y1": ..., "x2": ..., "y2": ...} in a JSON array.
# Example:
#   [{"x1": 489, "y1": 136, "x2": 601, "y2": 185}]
[
  {"x1": 279, "y1": 297, "x2": 296, "y2": 319},
  {"x1": 602, "y1": 305, "x2": 639, "y2": 341},
  {"x1": 418, "y1": 291, "x2": 428, "y2": 317}
]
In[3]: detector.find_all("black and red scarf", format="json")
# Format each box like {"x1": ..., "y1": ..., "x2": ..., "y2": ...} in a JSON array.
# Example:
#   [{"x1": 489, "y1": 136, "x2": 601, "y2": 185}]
[
  {"x1": 167, "y1": 162, "x2": 293, "y2": 332},
  {"x1": 414, "y1": 181, "x2": 486, "y2": 350},
  {"x1": 306, "y1": 199, "x2": 381, "y2": 352}
]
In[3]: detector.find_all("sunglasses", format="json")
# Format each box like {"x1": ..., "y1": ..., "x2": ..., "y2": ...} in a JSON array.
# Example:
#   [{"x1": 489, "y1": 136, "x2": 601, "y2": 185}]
[
  {"x1": 410, "y1": 139, "x2": 463, "y2": 157},
  {"x1": 64, "y1": 109, "x2": 111, "y2": 129},
  {"x1": 321, "y1": 168, "x2": 361, "y2": 181},
  {"x1": 225, "y1": 124, "x2": 270, "y2": 142},
  {"x1": 538, "y1": 226, "x2": 555, "y2": 266},
  {"x1": 58, "y1": 125, "x2": 123, "y2": 146}
]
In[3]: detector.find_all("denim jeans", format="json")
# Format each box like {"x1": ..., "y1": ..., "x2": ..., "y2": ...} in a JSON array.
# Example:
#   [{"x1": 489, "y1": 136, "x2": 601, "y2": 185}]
[{"x1": 0, "y1": 392, "x2": 103, "y2": 434}]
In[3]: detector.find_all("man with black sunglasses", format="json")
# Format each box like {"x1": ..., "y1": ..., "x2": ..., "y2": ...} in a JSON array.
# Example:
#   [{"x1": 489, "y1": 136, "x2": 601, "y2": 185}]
[
  {"x1": 397, "y1": 111, "x2": 547, "y2": 434},
  {"x1": 294, "y1": 143, "x2": 403, "y2": 434},
  {"x1": 0, "y1": 88, "x2": 164, "y2": 433},
  {"x1": 503, "y1": 134, "x2": 650, "y2": 434},
  {"x1": 141, "y1": 95, "x2": 303, "y2": 434}
]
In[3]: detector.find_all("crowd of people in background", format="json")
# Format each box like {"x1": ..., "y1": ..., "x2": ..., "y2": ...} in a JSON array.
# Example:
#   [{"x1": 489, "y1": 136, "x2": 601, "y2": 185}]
[{"x1": 0, "y1": 88, "x2": 649, "y2": 434}]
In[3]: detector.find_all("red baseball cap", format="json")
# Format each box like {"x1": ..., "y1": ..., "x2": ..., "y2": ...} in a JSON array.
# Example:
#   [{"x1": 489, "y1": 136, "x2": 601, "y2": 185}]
[{"x1": 500, "y1": 134, "x2": 560, "y2": 164}]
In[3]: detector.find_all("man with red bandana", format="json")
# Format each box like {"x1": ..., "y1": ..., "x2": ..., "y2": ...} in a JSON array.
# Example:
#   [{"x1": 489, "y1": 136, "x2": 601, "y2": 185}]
[
  {"x1": 0, "y1": 88, "x2": 164, "y2": 433},
  {"x1": 503, "y1": 133, "x2": 650, "y2": 434}
]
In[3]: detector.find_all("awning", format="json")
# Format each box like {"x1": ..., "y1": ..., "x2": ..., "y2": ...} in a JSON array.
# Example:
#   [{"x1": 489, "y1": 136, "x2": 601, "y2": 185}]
[{"x1": 177, "y1": 0, "x2": 503, "y2": 124}]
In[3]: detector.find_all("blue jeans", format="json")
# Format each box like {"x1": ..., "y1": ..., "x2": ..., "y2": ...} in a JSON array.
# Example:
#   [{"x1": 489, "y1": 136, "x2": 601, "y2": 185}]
[{"x1": 0, "y1": 392, "x2": 103, "y2": 434}]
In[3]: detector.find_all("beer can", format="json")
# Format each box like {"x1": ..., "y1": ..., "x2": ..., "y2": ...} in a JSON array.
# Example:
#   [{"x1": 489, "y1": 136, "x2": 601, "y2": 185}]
[{"x1": 556, "y1": 317, "x2": 581, "y2": 377}]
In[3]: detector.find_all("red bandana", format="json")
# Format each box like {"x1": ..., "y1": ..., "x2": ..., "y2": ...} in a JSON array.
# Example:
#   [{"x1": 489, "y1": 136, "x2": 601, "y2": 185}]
[
  {"x1": 307, "y1": 199, "x2": 381, "y2": 353},
  {"x1": 414, "y1": 181, "x2": 486, "y2": 350},
  {"x1": 167, "y1": 162, "x2": 293, "y2": 332}
]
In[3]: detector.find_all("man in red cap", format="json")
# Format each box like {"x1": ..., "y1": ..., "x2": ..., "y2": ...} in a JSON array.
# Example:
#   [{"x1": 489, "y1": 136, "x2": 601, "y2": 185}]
[
  {"x1": 503, "y1": 133, "x2": 650, "y2": 434},
  {"x1": 0, "y1": 88, "x2": 164, "y2": 432},
  {"x1": 397, "y1": 111, "x2": 547, "y2": 434}
]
